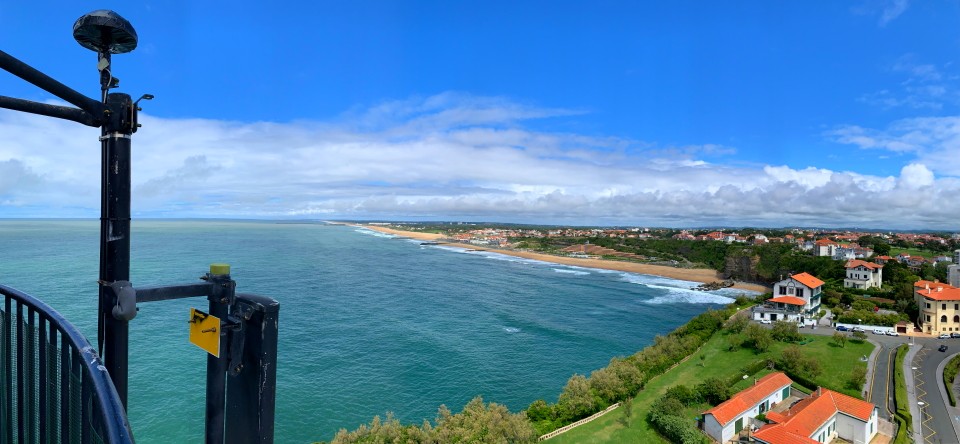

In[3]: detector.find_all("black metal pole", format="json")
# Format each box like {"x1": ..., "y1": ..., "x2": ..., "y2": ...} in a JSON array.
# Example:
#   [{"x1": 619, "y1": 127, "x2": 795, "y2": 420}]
[
  {"x1": 99, "y1": 91, "x2": 133, "y2": 408},
  {"x1": 205, "y1": 267, "x2": 234, "y2": 444}
]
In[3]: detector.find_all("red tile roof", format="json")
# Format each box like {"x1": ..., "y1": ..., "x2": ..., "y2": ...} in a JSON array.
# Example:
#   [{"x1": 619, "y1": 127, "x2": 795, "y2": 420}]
[
  {"x1": 769, "y1": 296, "x2": 806, "y2": 306},
  {"x1": 753, "y1": 388, "x2": 875, "y2": 444},
  {"x1": 790, "y1": 272, "x2": 824, "y2": 289},
  {"x1": 916, "y1": 282, "x2": 960, "y2": 302},
  {"x1": 845, "y1": 259, "x2": 882, "y2": 270},
  {"x1": 703, "y1": 372, "x2": 792, "y2": 426}
]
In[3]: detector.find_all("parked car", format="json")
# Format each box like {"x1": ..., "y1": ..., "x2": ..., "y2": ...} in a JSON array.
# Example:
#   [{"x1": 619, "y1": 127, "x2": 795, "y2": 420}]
[
  {"x1": 873, "y1": 329, "x2": 885, "y2": 335},
  {"x1": 940, "y1": 344, "x2": 949, "y2": 352},
  {"x1": 836, "y1": 326, "x2": 849, "y2": 331},
  {"x1": 852, "y1": 327, "x2": 865, "y2": 333},
  {"x1": 760, "y1": 319, "x2": 772, "y2": 325},
  {"x1": 886, "y1": 331, "x2": 900, "y2": 336},
  {"x1": 951, "y1": 332, "x2": 960, "y2": 339},
  {"x1": 939, "y1": 333, "x2": 950, "y2": 339}
]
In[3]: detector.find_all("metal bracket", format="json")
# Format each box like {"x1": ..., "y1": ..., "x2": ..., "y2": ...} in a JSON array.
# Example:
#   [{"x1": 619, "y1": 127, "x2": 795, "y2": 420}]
[{"x1": 106, "y1": 280, "x2": 137, "y2": 321}]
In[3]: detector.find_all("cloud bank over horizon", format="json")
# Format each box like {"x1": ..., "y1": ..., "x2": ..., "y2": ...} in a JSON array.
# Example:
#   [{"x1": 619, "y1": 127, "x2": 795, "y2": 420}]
[{"x1": 1, "y1": 93, "x2": 958, "y2": 229}]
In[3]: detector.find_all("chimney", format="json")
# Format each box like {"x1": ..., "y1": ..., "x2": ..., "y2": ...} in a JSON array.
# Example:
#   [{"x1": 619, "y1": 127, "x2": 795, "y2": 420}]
[{"x1": 817, "y1": 387, "x2": 822, "y2": 397}]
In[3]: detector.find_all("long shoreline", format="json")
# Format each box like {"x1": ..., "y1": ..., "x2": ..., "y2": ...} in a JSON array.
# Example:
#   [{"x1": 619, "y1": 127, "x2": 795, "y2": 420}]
[{"x1": 356, "y1": 224, "x2": 770, "y2": 293}]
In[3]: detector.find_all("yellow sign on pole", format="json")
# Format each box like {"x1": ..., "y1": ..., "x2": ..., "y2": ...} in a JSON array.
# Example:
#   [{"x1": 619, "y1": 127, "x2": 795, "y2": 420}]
[{"x1": 189, "y1": 308, "x2": 221, "y2": 357}]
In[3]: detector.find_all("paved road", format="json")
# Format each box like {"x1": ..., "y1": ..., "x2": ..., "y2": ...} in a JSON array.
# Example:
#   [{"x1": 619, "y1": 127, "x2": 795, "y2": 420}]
[
  {"x1": 912, "y1": 342, "x2": 958, "y2": 443},
  {"x1": 869, "y1": 344, "x2": 897, "y2": 422},
  {"x1": 792, "y1": 325, "x2": 958, "y2": 442}
]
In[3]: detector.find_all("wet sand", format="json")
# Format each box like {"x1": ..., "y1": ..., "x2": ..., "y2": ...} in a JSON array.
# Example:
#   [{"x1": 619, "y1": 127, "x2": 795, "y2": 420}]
[{"x1": 359, "y1": 225, "x2": 770, "y2": 293}]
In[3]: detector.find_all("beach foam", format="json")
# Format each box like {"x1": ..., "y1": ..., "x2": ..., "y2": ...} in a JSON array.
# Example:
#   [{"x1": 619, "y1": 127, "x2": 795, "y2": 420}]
[
  {"x1": 354, "y1": 228, "x2": 396, "y2": 238},
  {"x1": 503, "y1": 327, "x2": 521, "y2": 333},
  {"x1": 643, "y1": 292, "x2": 736, "y2": 305},
  {"x1": 552, "y1": 268, "x2": 590, "y2": 276}
]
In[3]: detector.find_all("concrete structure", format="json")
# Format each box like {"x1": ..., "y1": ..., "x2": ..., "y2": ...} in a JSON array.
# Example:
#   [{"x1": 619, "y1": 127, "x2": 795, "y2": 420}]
[
  {"x1": 843, "y1": 259, "x2": 883, "y2": 290},
  {"x1": 702, "y1": 373, "x2": 793, "y2": 443},
  {"x1": 753, "y1": 386, "x2": 878, "y2": 444},
  {"x1": 915, "y1": 280, "x2": 960, "y2": 334}
]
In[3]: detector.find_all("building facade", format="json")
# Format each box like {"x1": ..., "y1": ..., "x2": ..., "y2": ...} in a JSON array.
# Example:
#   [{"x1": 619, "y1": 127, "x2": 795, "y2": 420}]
[
  {"x1": 915, "y1": 280, "x2": 960, "y2": 334},
  {"x1": 843, "y1": 260, "x2": 883, "y2": 290},
  {"x1": 702, "y1": 373, "x2": 793, "y2": 443}
]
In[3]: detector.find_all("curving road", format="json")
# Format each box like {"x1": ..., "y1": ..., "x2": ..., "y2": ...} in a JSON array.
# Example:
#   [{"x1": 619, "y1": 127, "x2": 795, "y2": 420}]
[{"x1": 791, "y1": 324, "x2": 959, "y2": 443}]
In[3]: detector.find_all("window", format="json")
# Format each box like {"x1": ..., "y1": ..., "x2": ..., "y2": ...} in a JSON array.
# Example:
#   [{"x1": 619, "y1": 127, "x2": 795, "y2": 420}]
[
  {"x1": 927, "y1": 303, "x2": 931, "y2": 309},
  {"x1": 955, "y1": 304, "x2": 958, "y2": 310},
  {"x1": 796, "y1": 288, "x2": 804, "y2": 298},
  {"x1": 779, "y1": 286, "x2": 787, "y2": 295},
  {"x1": 927, "y1": 315, "x2": 931, "y2": 322},
  {"x1": 942, "y1": 315, "x2": 948, "y2": 323},
  {"x1": 954, "y1": 315, "x2": 958, "y2": 323},
  {"x1": 944, "y1": 304, "x2": 948, "y2": 310}
]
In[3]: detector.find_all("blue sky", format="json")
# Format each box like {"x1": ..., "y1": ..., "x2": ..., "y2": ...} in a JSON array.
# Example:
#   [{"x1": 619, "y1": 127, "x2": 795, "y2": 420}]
[{"x1": 1, "y1": 1, "x2": 959, "y2": 228}]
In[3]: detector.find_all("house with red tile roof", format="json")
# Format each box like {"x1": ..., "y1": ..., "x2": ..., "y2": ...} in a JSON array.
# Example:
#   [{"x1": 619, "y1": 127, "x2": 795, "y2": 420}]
[
  {"x1": 814, "y1": 239, "x2": 839, "y2": 257},
  {"x1": 753, "y1": 273, "x2": 825, "y2": 326},
  {"x1": 843, "y1": 260, "x2": 883, "y2": 290},
  {"x1": 702, "y1": 373, "x2": 793, "y2": 443},
  {"x1": 915, "y1": 281, "x2": 960, "y2": 335},
  {"x1": 752, "y1": 386, "x2": 878, "y2": 444}
]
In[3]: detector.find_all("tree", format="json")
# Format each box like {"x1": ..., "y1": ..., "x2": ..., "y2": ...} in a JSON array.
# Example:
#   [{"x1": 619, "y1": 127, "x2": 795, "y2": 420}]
[
  {"x1": 873, "y1": 242, "x2": 891, "y2": 256},
  {"x1": 558, "y1": 374, "x2": 595, "y2": 420},
  {"x1": 745, "y1": 323, "x2": 773, "y2": 352},
  {"x1": 852, "y1": 330, "x2": 867, "y2": 342},
  {"x1": 832, "y1": 332, "x2": 848, "y2": 348},
  {"x1": 618, "y1": 397, "x2": 634, "y2": 428},
  {"x1": 697, "y1": 377, "x2": 731, "y2": 405},
  {"x1": 848, "y1": 366, "x2": 867, "y2": 390},
  {"x1": 771, "y1": 320, "x2": 801, "y2": 342},
  {"x1": 778, "y1": 345, "x2": 822, "y2": 378},
  {"x1": 724, "y1": 313, "x2": 749, "y2": 333}
]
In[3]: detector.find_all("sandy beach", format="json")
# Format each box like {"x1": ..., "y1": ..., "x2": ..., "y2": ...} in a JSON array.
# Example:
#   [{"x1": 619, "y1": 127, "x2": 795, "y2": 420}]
[{"x1": 359, "y1": 225, "x2": 770, "y2": 293}]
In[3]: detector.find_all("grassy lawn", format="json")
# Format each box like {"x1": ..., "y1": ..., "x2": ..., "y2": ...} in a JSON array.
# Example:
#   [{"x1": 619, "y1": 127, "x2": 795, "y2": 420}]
[
  {"x1": 547, "y1": 332, "x2": 873, "y2": 444},
  {"x1": 890, "y1": 247, "x2": 940, "y2": 259}
]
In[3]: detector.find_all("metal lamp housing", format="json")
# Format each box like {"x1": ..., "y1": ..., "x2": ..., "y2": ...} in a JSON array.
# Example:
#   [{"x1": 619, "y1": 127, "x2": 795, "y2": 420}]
[{"x1": 73, "y1": 10, "x2": 138, "y2": 54}]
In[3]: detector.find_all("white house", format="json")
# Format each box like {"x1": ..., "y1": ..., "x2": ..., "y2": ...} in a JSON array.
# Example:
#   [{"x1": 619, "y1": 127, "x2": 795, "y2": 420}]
[
  {"x1": 702, "y1": 373, "x2": 793, "y2": 443},
  {"x1": 753, "y1": 386, "x2": 878, "y2": 444},
  {"x1": 843, "y1": 260, "x2": 883, "y2": 290},
  {"x1": 754, "y1": 273, "x2": 824, "y2": 325}
]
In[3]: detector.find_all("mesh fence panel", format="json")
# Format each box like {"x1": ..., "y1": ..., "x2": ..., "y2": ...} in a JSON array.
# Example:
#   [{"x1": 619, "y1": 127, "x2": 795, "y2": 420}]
[{"x1": 1, "y1": 291, "x2": 132, "y2": 444}]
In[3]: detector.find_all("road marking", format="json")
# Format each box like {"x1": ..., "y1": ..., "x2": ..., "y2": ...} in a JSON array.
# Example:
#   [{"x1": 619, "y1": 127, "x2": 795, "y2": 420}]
[{"x1": 913, "y1": 348, "x2": 938, "y2": 444}]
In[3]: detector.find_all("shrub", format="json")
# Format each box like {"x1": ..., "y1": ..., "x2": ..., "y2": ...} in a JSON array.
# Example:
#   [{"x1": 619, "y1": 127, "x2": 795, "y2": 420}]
[
  {"x1": 697, "y1": 377, "x2": 731, "y2": 405},
  {"x1": 943, "y1": 355, "x2": 960, "y2": 407},
  {"x1": 664, "y1": 384, "x2": 700, "y2": 406},
  {"x1": 778, "y1": 346, "x2": 821, "y2": 378},
  {"x1": 832, "y1": 332, "x2": 847, "y2": 348},
  {"x1": 771, "y1": 320, "x2": 801, "y2": 342},
  {"x1": 848, "y1": 366, "x2": 867, "y2": 390}
]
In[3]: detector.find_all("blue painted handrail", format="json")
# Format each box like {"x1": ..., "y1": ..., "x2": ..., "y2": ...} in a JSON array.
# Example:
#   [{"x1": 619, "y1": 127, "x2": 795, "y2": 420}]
[{"x1": 1, "y1": 284, "x2": 134, "y2": 443}]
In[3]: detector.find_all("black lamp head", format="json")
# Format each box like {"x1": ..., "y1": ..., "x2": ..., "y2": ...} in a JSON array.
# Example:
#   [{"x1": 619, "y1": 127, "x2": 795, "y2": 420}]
[{"x1": 73, "y1": 10, "x2": 138, "y2": 54}]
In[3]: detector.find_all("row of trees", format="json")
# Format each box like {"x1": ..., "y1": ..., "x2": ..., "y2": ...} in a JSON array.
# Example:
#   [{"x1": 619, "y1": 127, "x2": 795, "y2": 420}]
[
  {"x1": 526, "y1": 307, "x2": 737, "y2": 434},
  {"x1": 327, "y1": 397, "x2": 537, "y2": 444}
]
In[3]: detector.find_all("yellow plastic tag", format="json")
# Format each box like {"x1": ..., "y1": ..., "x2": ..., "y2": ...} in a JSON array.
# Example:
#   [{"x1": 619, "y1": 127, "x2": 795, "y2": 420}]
[{"x1": 188, "y1": 308, "x2": 221, "y2": 357}]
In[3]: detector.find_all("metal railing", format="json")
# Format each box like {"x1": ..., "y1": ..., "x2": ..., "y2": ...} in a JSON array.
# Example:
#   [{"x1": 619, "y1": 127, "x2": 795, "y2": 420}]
[{"x1": 1, "y1": 284, "x2": 134, "y2": 444}]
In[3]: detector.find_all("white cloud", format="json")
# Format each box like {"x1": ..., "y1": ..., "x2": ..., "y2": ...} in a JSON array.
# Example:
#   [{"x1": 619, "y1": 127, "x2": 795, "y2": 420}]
[
  {"x1": 879, "y1": 0, "x2": 910, "y2": 26},
  {"x1": 2, "y1": 94, "x2": 960, "y2": 229},
  {"x1": 859, "y1": 55, "x2": 958, "y2": 110},
  {"x1": 829, "y1": 116, "x2": 960, "y2": 174},
  {"x1": 898, "y1": 163, "x2": 934, "y2": 188}
]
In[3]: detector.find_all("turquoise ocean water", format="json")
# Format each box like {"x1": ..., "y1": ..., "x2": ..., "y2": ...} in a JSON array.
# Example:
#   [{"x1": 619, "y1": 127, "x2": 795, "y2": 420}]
[{"x1": 0, "y1": 220, "x2": 752, "y2": 443}]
